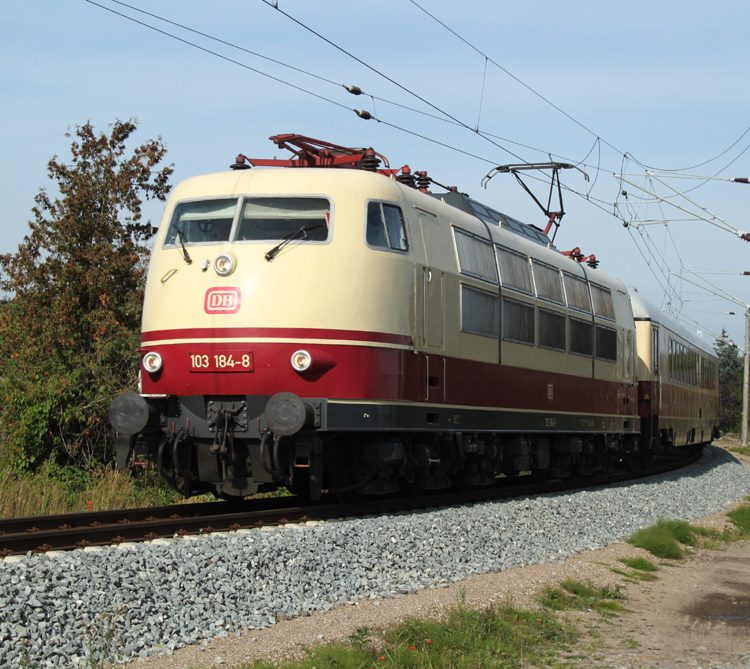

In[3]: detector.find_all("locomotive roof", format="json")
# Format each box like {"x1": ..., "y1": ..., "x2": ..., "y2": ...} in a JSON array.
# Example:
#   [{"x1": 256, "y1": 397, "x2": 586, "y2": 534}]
[
  {"x1": 429, "y1": 191, "x2": 555, "y2": 249},
  {"x1": 629, "y1": 288, "x2": 716, "y2": 357}
]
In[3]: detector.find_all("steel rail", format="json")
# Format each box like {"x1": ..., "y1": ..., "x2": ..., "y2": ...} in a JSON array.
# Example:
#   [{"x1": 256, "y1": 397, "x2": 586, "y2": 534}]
[{"x1": 0, "y1": 449, "x2": 701, "y2": 556}]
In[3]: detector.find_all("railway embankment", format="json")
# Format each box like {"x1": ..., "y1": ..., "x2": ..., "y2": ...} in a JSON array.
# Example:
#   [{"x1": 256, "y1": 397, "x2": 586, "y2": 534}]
[{"x1": 2, "y1": 441, "x2": 749, "y2": 668}]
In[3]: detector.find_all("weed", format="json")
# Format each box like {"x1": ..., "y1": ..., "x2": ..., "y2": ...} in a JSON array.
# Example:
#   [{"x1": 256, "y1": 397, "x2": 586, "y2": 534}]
[
  {"x1": 537, "y1": 579, "x2": 625, "y2": 617},
  {"x1": 628, "y1": 524, "x2": 684, "y2": 559},
  {"x1": 628, "y1": 518, "x2": 730, "y2": 559},
  {"x1": 456, "y1": 584, "x2": 467, "y2": 606},
  {"x1": 618, "y1": 557, "x2": 657, "y2": 572},
  {"x1": 727, "y1": 505, "x2": 750, "y2": 535},
  {"x1": 250, "y1": 603, "x2": 576, "y2": 669},
  {"x1": 0, "y1": 462, "x2": 199, "y2": 518},
  {"x1": 347, "y1": 626, "x2": 372, "y2": 650},
  {"x1": 610, "y1": 568, "x2": 638, "y2": 581}
]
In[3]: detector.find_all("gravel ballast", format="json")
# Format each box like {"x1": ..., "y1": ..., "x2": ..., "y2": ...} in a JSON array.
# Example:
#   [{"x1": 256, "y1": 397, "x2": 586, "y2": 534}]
[{"x1": 2, "y1": 446, "x2": 750, "y2": 667}]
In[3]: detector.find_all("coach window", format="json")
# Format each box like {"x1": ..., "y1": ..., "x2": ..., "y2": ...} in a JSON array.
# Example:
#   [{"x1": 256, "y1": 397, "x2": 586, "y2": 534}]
[
  {"x1": 538, "y1": 308, "x2": 566, "y2": 351},
  {"x1": 165, "y1": 199, "x2": 237, "y2": 246},
  {"x1": 563, "y1": 273, "x2": 592, "y2": 313},
  {"x1": 569, "y1": 317, "x2": 593, "y2": 357},
  {"x1": 496, "y1": 246, "x2": 533, "y2": 294},
  {"x1": 532, "y1": 260, "x2": 564, "y2": 305},
  {"x1": 366, "y1": 202, "x2": 408, "y2": 252},
  {"x1": 596, "y1": 325, "x2": 617, "y2": 362},
  {"x1": 454, "y1": 228, "x2": 498, "y2": 283},
  {"x1": 461, "y1": 285, "x2": 500, "y2": 338},
  {"x1": 502, "y1": 297, "x2": 535, "y2": 345},
  {"x1": 590, "y1": 284, "x2": 616, "y2": 320}
]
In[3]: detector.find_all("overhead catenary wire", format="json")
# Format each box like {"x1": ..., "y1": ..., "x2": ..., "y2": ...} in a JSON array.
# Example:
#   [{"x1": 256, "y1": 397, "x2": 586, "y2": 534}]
[
  {"x1": 84, "y1": 0, "x2": 353, "y2": 114},
  {"x1": 257, "y1": 0, "x2": 529, "y2": 163},
  {"x1": 84, "y1": 0, "x2": 502, "y2": 168}
]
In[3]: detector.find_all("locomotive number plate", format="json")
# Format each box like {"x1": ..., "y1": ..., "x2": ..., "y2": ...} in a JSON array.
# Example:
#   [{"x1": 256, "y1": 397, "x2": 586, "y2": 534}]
[{"x1": 189, "y1": 351, "x2": 254, "y2": 372}]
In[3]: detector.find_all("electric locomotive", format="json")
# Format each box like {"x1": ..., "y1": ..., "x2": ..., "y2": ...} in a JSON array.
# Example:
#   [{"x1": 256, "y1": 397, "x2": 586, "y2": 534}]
[{"x1": 108, "y1": 134, "x2": 719, "y2": 500}]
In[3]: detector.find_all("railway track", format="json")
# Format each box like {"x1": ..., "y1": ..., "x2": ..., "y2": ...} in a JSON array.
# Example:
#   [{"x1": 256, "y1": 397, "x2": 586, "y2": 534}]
[{"x1": 0, "y1": 449, "x2": 701, "y2": 556}]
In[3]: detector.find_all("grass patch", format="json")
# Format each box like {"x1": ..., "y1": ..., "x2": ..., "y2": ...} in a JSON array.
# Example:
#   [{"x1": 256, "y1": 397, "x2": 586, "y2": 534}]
[
  {"x1": 610, "y1": 567, "x2": 656, "y2": 582},
  {"x1": 618, "y1": 557, "x2": 657, "y2": 572},
  {"x1": 727, "y1": 505, "x2": 750, "y2": 535},
  {"x1": 628, "y1": 519, "x2": 725, "y2": 559},
  {"x1": 628, "y1": 525, "x2": 684, "y2": 559},
  {"x1": 728, "y1": 446, "x2": 750, "y2": 456},
  {"x1": 249, "y1": 604, "x2": 576, "y2": 669},
  {"x1": 0, "y1": 462, "x2": 203, "y2": 518},
  {"x1": 538, "y1": 579, "x2": 625, "y2": 616}
]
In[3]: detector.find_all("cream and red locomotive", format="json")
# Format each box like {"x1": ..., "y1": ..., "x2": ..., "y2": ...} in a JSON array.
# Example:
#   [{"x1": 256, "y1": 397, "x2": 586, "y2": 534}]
[{"x1": 108, "y1": 135, "x2": 720, "y2": 499}]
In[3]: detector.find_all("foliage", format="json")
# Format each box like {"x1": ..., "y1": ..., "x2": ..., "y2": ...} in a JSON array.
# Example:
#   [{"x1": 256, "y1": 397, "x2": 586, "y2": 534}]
[
  {"x1": 251, "y1": 603, "x2": 575, "y2": 669},
  {"x1": 618, "y1": 556, "x2": 657, "y2": 572},
  {"x1": 715, "y1": 330, "x2": 744, "y2": 433},
  {"x1": 628, "y1": 518, "x2": 719, "y2": 558},
  {"x1": 0, "y1": 120, "x2": 172, "y2": 471},
  {"x1": 537, "y1": 579, "x2": 624, "y2": 615},
  {"x1": 0, "y1": 463, "x2": 189, "y2": 518},
  {"x1": 727, "y1": 505, "x2": 750, "y2": 535}
]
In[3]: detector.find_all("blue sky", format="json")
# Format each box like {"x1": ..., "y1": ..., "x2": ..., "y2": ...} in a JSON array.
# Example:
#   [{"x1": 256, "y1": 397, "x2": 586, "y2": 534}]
[{"x1": 2, "y1": 0, "x2": 750, "y2": 345}]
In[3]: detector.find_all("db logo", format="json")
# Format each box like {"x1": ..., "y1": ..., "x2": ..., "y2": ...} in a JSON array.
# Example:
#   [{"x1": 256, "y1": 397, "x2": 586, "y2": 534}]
[{"x1": 204, "y1": 287, "x2": 241, "y2": 314}]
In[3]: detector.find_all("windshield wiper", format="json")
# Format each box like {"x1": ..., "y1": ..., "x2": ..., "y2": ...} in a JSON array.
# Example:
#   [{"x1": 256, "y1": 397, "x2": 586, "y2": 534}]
[
  {"x1": 173, "y1": 226, "x2": 192, "y2": 265},
  {"x1": 265, "y1": 224, "x2": 325, "y2": 262}
]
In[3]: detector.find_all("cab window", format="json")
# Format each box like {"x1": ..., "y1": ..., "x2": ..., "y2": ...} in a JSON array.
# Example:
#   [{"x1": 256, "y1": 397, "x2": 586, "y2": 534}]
[
  {"x1": 236, "y1": 197, "x2": 329, "y2": 241},
  {"x1": 366, "y1": 202, "x2": 408, "y2": 252},
  {"x1": 165, "y1": 199, "x2": 236, "y2": 245}
]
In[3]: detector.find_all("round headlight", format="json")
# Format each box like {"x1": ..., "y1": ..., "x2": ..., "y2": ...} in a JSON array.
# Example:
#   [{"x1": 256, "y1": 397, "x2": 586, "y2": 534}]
[
  {"x1": 291, "y1": 350, "x2": 312, "y2": 372},
  {"x1": 214, "y1": 254, "x2": 235, "y2": 276},
  {"x1": 142, "y1": 351, "x2": 163, "y2": 374}
]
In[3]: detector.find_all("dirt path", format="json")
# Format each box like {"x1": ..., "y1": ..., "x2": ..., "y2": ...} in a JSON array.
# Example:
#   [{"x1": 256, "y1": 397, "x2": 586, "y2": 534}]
[
  {"x1": 565, "y1": 539, "x2": 750, "y2": 668},
  {"x1": 135, "y1": 443, "x2": 750, "y2": 669}
]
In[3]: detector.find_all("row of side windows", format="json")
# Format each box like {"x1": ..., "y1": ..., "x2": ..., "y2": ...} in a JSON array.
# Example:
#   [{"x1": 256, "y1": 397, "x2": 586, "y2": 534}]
[
  {"x1": 667, "y1": 338, "x2": 717, "y2": 390},
  {"x1": 453, "y1": 228, "x2": 616, "y2": 319},
  {"x1": 461, "y1": 286, "x2": 618, "y2": 361}
]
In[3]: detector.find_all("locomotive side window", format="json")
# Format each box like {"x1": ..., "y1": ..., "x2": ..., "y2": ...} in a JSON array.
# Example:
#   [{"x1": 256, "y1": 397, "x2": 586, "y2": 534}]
[
  {"x1": 569, "y1": 317, "x2": 593, "y2": 357},
  {"x1": 461, "y1": 285, "x2": 500, "y2": 338},
  {"x1": 496, "y1": 246, "x2": 533, "y2": 294},
  {"x1": 563, "y1": 273, "x2": 592, "y2": 313},
  {"x1": 165, "y1": 199, "x2": 237, "y2": 245},
  {"x1": 236, "y1": 197, "x2": 329, "y2": 242},
  {"x1": 454, "y1": 228, "x2": 498, "y2": 283},
  {"x1": 502, "y1": 297, "x2": 535, "y2": 345},
  {"x1": 366, "y1": 202, "x2": 408, "y2": 252},
  {"x1": 532, "y1": 261, "x2": 564, "y2": 305},
  {"x1": 595, "y1": 325, "x2": 617, "y2": 362},
  {"x1": 591, "y1": 284, "x2": 616, "y2": 320},
  {"x1": 538, "y1": 308, "x2": 566, "y2": 351}
]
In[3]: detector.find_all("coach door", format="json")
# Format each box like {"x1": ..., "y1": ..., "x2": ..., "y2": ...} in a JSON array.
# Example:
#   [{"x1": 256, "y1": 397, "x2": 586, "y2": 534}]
[{"x1": 652, "y1": 325, "x2": 662, "y2": 411}]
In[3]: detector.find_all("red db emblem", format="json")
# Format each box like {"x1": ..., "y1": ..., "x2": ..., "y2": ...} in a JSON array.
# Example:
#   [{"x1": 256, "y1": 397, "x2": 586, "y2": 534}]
[{"x1": 204, "y1": 287, "x2": 241, "y2": 314}]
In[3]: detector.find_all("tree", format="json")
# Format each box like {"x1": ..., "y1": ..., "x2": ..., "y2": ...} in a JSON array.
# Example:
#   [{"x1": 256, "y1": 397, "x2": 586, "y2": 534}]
[
  {"x1": 0, "y1": 120, "x2": 172, "y2": 470},
  {"x1": 715, "y1": 329, "x2": 744, "y2": 433}
]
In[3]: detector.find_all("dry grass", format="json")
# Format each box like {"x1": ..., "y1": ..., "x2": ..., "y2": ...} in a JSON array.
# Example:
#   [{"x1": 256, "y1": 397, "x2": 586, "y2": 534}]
[{"x1": 0, "y1": 465, "x2": 191, "y2": 518}]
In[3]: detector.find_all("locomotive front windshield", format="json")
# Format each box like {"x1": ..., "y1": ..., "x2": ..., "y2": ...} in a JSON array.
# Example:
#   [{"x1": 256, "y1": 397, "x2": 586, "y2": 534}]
[
  {"x1": 164, "y1": 197, "x2": 330, "y2": 246},
  {"x1": 237, "y1": 198, "x2": 329, "y2": 241}
]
